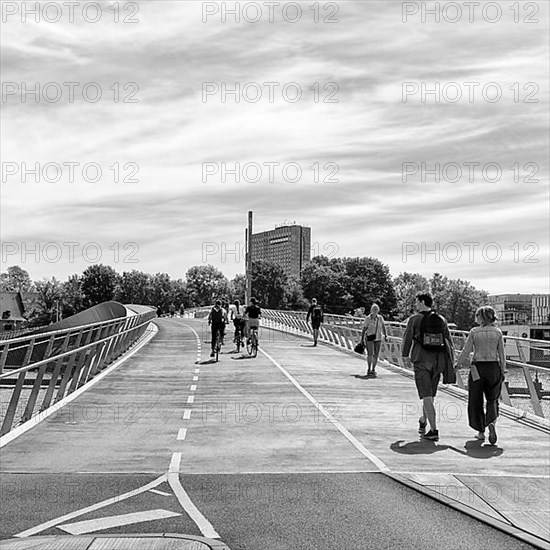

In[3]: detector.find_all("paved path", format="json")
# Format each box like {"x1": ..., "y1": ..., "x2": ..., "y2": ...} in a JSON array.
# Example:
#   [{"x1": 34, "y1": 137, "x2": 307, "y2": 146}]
[{"x1": 1, "y1": 317, "x2": 548, "y2": 549}]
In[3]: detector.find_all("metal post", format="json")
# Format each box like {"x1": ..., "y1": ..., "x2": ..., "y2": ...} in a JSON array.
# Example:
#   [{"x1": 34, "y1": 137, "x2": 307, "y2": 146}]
[{"x1": 246, "y1": 210, "x2": 253, "y2": 304}]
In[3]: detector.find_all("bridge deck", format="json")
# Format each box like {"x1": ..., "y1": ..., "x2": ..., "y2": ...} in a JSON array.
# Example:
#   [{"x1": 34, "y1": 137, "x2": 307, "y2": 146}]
[{"x1": 1, "y1": 318, "x2": 548, "y2": 549}]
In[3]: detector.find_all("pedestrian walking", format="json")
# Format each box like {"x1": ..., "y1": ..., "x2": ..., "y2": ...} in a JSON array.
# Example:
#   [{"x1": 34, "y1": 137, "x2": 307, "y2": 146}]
[
  {"x1": 306, "y1": 298, "x2": 324, "y2": 346},
  {"x1": 360, "y1": 304, "x2": 388, "y2": 377},
  {"x1": 456, "y1": 306, "x2": 506, "y2": 445},
  {"x1": 401, "y1": 293, "x2": 454, "y2": 442},
  {"x1": 169, "y1": 303, "x2": 176, "y2": 318}
]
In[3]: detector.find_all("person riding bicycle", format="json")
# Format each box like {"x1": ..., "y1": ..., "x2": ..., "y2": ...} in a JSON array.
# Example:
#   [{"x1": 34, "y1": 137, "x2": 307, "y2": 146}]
[
  {"x1": 208, "y1": 300, "x2": 228, "y2": 357},
  {"x1": 244, "y1": 297, "x2": 261, "y2": 344},
  {"x1": 230, "y1": 299, "x2": 246, "y2": 350}
]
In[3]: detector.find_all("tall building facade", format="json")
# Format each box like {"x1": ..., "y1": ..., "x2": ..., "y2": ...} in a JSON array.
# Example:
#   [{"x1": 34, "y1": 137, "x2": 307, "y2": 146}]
[{"x1": 250, "y1": 224, "x2": 311, "y2": 278}]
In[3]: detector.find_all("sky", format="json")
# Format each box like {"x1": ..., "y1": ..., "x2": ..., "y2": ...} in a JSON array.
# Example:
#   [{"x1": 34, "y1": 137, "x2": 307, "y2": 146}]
[{"x1": 1, "y1": 0, "x2": 549, "y2": 295}]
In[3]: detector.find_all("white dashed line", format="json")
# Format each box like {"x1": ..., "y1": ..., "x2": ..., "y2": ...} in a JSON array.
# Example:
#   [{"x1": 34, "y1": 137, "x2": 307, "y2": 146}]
[
  {"x1": 183, "y1": 409, "x2": 192, "y2": 420},
  {"x1": 177, "y1": 428, "x2": 187, "y2": 441},
  {"x1": 190, "y1": 385, "x2": 197, "y2": 391},
  {"x1": 192, "y1": 376, "x2": 198, "y2": 381},
  {"x1": 187, "y1": 396, "x2": 195, "y2": 404}
]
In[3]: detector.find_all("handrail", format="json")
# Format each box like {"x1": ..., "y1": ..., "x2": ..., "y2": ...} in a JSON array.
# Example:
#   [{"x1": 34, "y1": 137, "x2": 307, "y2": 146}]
[{"x1": 0, "y1": 307, "x2": 156, "y2": 437}]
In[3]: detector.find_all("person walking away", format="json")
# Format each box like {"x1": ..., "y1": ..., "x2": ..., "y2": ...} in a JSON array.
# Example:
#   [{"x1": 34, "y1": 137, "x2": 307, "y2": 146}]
[
  {"x1": 360, "y1": 304, "x2": 388, "y2": 377},
  {"x1": 208, "y1": 300, "x2": 228, "y2": 357},
  {"x1": 156, "y1": 305, "x2": 162, "y2": 318},
  {"x1": 169, "y1": 303, "x2": 176, "y2": 318},
  {"x1": 306, "y1": 298, "x2": 324, "y2": 346},
  {"x1": 456, "y1": 306, "x2": 505, "y2": 444},
  {"x1": 401, "y1": 293, "x2": 454, "y2": 441}
]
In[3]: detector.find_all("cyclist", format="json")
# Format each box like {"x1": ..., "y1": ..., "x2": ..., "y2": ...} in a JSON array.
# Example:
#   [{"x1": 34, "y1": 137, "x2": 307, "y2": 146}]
[
  {"x1": 230, "y1": 299, "x2": 246, "y2": 350},
  {"x1": 244, "y1": 297, "x2": 262, "y2": 347},
  {"x1": 208, "y1": 300, "x2": 228, "y2": 357}
]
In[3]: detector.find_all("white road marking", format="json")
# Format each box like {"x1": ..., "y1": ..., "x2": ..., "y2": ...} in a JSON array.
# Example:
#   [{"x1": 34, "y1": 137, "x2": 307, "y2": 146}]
[
  {"x1": 183, "y1": 409, "x2": 192, "y2": 420},
  {"x1": 260, "y1": 348, "x2": 390, "y2": 472},
  {"x1": 168, "y1": 453, "x2": 220, "y2": 539},
  {"x1": 177, "y1": 428, "x2": 188, "y2": 440},
  {"x1": 193, "y1": 376, "x2": 199, "y2": 381},
  {"x1": 149, "y1": 488, "x2": 172, "y2": 496},
  {"x1": 15, "y1": 474, "x2": 167, "y2": 537},
  {"x1": 187, "y1": 396, "x2": 195, "y2": 404},
  {"x1": 58, "y1": 509, "x2": 181, "y2": 535},
  {"x1": 190, "y1": 385, "x2": 197, "y2": 391}
]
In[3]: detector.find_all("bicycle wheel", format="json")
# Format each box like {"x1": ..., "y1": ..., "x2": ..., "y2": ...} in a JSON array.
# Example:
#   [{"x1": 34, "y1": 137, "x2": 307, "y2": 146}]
[
  {"x1": 248, "y1": 331, "x2": 258, "y2": 358},
  {"x1": 235, "y1": 330, "x2": 242, "y2": 352}
]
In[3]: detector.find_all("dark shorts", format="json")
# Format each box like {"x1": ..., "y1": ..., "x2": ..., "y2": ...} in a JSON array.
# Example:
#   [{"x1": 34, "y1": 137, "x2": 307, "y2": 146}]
[
  {"x1": 311, "y1": 320, "x2": 321, "y2": 330},
  {"x1": 413, "y1": 360, "x2": 441, "y2": 399},
  {"x1": 366, "y1": 340, "x2": 381, "y2": 356}
]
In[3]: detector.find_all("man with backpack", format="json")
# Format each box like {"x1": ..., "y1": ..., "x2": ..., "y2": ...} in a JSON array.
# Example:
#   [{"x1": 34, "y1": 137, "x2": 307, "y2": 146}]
[
  {"x1": 306, "y1": 298, "x2": 324, "y2": 346},
  {"x1": 401, "y1": 293, "x2": 454, "y2": 441},
  {"x1": 208, "y1": 300, "x2": 228, "y2": 357}
]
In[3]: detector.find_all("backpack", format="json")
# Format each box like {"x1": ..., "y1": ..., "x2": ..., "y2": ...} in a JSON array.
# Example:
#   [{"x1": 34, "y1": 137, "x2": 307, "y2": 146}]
[
  {"x1": 417, "y1": 311, "x2": 446, "y2": 350},
  {"x1": 211, "y1": 307, "x2": 223, "y2": 324},
  {"x1": 312, "y1": 306, "x2": 323, "y2": 322}
]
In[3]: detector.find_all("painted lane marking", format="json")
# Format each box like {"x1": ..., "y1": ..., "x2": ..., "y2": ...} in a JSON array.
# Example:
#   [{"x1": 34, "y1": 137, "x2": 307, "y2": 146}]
[
  {"x1": 149, "y1": 488, "x2": 172, "y2": 496},
  {"x1": 168, "y1": 453, "x2": 220, "y2": 539},
  {"x1": 193, "y1": 376, "x2": 199, "y2": 381},
  {"x1": 177, "y1": 428, "x2": 188, "y2": 441},
  {"x1": 183, "y1": 409, "x2": 192, "y2": 420},
  {"x1": 195, "y1": 368, "x2": 200, "y2": 374},
  {"x1": 58, "y1": 509, "x2": 180, "y2": 535},
  {"x1": 190, "y1": 385, "x2": 197, "y2": 391},
  {"x1": 187, "y1": 396, "x2": 195, "y2": 404},
  {"x1": 15, "y1": 475, "x2": 167, "y2": 537},
  {"x1": 259, "y1": 348, "x2": 390, "y2": 472}
]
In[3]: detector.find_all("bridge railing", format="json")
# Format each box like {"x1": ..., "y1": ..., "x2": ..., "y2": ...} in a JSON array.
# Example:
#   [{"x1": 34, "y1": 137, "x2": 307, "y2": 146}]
[
  {"x1": 0, "y1": 307, "x2": 156, "y2": 438},
  {"x1": 262, "y1": 309, "x2": 550, "y2": 423}
]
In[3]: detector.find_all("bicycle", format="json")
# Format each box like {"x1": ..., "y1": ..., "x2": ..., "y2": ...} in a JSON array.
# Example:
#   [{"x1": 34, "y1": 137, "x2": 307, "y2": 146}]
[
  {"x1": 247, "y1": 326, "x2": 259, "y2": 358},
  {"x1": 233, "y1": 322, "x2": 245, "y2": 352}
]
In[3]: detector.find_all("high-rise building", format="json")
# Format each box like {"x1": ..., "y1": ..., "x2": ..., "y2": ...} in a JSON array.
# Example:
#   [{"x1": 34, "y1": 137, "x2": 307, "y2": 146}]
[{"x1": 250, "y1": 224, "x2": 311, "y2": 278}]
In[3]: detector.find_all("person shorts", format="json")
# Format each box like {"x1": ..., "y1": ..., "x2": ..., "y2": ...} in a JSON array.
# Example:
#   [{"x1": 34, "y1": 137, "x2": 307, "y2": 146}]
[
  {"x1": 247, "y1": 318, "x2": 260, "y2": 330},
  {"x1": 413, "y1": 360, "x2": 441, "y2": 399},
  {"x1": 311, "y1": 320, "x2": 321, "y2": 330},
  {"x1": 366, "y1": 339, "x2": 381, "y2": 356}
]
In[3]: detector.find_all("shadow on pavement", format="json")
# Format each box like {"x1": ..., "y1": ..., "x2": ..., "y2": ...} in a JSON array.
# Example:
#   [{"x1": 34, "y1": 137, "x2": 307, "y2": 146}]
[
  {"x1": 454, "y1": 439, "x2": 505, "y2": 459},
  {"x1": 391, "y1": 440, "x2": 451, "y2": 454}
]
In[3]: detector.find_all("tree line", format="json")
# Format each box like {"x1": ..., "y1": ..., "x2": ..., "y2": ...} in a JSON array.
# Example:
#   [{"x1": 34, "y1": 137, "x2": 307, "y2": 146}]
[{"x1": 1, "y1": 257, "x2": 488, "y2": 330}]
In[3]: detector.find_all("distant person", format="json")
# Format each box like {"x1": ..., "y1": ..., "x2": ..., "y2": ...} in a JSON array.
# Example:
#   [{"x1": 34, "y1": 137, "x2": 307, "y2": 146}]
[
  {"x1": 306, "y1": 298, "x2": 324, "y2": 346},
  {"x1": 360, "y1": 304, "x2": 388, "y2": 377},
  {"x1": 401, "y1": 293, "x2": 454, "y2": 442},
  {"x1": 208, "y1": 300, "x2": 228, "y2": 357},
  {"x1": 156, "y1": 305, "x2": 162, "y2": 318},
  {"x1": 456, "y1": 306, "x2": 506, "y2": 445},
  {"x1": 169, "y1": 303, "x2": 176, "y2": 318},
  {"x1": 179, "y1": 304, "x2": 185, "y2": 317}
]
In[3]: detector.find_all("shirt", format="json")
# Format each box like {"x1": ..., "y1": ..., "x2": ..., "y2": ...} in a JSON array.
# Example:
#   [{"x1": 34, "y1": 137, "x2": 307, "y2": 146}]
[
  {"x1": 458, "y1": 325, "x2": 505, "y2": 367},
  {"x1": 363, "y1": 314, "x2": 386, "y2": 340},
  {"x1": 245, "y1": 305, "x2": 261, "y2": 319}
]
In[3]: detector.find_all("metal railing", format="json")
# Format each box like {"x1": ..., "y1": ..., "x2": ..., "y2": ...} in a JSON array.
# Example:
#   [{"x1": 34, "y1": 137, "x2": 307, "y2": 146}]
[
  {"x1": 0, "y1": 307, "x2": 156, "y2": 437},
  {"x1": 262, "y1": 309, "x2": 550, "y2": 423}
]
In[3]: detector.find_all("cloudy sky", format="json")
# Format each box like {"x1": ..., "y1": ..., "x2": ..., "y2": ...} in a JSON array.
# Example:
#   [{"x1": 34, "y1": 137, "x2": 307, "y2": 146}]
[{"x1": 1, "y1": 1, "x2": 549, "y2": 294}]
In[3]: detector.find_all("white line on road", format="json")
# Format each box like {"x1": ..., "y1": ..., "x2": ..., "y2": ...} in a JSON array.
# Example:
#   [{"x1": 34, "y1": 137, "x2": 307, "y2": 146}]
[
  {"x1": 150, "y1": 488, "x2": 172, "y2": 496},
  {"x1": 177, "y1": 428, "x2": 188, "y2": 440},
  {"x1": 168, "y1": 452, "x2": 220, "y2": 539},
  {"x1": 193, "y1": 376, "x2": 199, "y2": 381},
  {"x1": 190, "y1": 385, "x2": 197, "y2": 391},
  {"x1": 58, "y1": 509, "x2": 181, "y2": 535},
  {"x1": 187, "y1": 396, "x2": 195, "y2": 404},
  {"x1": 183, "y1": 409, "x2": 192, "y2": 420},
  {"x1": 195, "y1": 368, "x2": 200, "y2": 374},
  {"x1": 15, "y1": 474, "x2": 167, "y2": 537},
  {"x1": 260, "y1": 348, "x2": 390, "y2": 472}
]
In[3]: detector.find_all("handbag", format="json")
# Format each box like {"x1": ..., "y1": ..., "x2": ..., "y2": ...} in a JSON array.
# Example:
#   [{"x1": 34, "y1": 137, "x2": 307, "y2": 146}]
[
  {"x1": 354, "y1": 342, "x2": 366, "y2": 355},
  {"x1": 366, "y1": 317, "x2": 379, "y2": 341}
]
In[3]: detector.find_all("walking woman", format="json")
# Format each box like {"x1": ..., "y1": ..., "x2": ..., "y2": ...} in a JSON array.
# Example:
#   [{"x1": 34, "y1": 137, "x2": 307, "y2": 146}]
[
  {"x1": 360, "y1": 304, "x2": 388, "y2": 377},
  {"x1": 457, "y1": 306, "x2": 506, "y2": 444}
]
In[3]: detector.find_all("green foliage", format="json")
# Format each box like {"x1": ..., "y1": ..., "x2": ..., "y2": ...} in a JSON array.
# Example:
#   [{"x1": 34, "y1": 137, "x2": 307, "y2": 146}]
[
  {"x1": 0, "y1": 266, "x2": 34, "y2": 292},
  {"x1": 393, "y1": 272, "x2": 430, "y2": 320},
  {"x1": 186, "y1": 265, "x2": 228, "y2": 306},
  {"x1": 81, "y1": 264, "x2": 120, "y2": 308},
  {"x1": 251, "y1": 259, "x2": 288, "y2": 309}
]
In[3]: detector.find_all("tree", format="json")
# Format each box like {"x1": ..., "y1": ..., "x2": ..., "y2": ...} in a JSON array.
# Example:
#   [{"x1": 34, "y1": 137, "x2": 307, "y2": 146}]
[
  {"x1": 61, "y1": 274, "x2": 84, "y2": 317},
  {"x1": 229, "y1": 274, "x2": 246, "y2": 303},
  {"x1": 27, "y1": 277, "x2": 63, "y2": 326},
  {"x1": 429, "y1": 273, "x2": 488, "y2": 330},
  {"x1": 186, "y1": 265, "x2": 228, "y2": 306},
  {"x1": 300, "y1": 257, "x2": 344, "y2": 311},
  {"x1": 0, "y1": 266, "x2": 34, "y2": 292},
  {"x1": 393, "y1": 272, "x2": 430, "y2": 320},
  {"x1": 283, "y1": 275, "x2": 309, "y2": 310},
  {"x1": 116, "y1": 270, "x2": 153, "y2": 305},
  {"x1": 150, "y1": 272, "x2": 174, "y2": 310},
  {"x1": 81, "y1": 264, "x2": 119, "y2": 308},
  {"x1": 251, "y1": 260, "x2": 288, "y2": 309}
]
